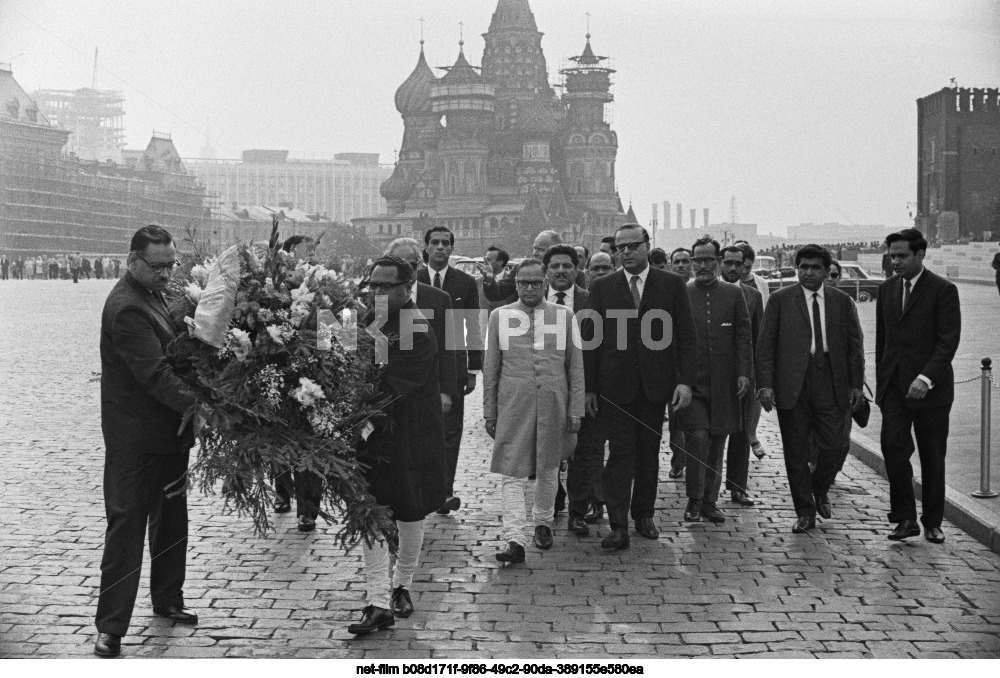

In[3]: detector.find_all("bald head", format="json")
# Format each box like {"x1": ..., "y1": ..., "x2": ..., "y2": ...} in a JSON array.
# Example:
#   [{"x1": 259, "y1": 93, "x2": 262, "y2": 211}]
[
  {"x1": 532, "y1": 230, "x2": 563, "y2": 260},
  {"x1": 385, "y1": 237, "x2": 423, "y2": 272},
  {"x1": 587, "y1": 251, "x2": 615, "y2": 284}
]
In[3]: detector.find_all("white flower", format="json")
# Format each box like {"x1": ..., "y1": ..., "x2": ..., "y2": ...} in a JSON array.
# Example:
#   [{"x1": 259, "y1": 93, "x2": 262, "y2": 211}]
[
  {"x1": 291, "y1": 282, "x2": 315, "y2": 305},
  {"x1": 266, "y1": 324, "x2": 286, "y2": 345},
  {"x1": 184, "y1": 282, "x2": 203, "y2": 304},
  {"x1": 190, "y1": 263, "x2": 211, "y2": 285},
  {"x1": 291, "y1": 376, "x2": 326, "y2": 408}
]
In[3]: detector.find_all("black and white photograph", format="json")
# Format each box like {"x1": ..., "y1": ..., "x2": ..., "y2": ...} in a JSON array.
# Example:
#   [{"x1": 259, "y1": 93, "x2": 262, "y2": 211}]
[{"x1": 1, "y1": 0, "x2": 999, "y2": 664}]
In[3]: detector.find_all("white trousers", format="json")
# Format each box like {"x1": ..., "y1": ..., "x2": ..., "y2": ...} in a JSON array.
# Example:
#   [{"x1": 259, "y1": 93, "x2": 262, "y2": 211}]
[
  {"x1": 361, "y1": 519, "x2": 425, "y2": 609},
  {"x1": 500, "y1": 465, "x2": 559, "y2": 546}
]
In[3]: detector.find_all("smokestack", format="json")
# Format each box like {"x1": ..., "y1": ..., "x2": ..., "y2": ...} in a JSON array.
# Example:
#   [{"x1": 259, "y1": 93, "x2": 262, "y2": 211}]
[
  {"x1": 677, "y1": 203, "x2": 683, "y2": 229},
  {"x1": 663, "y1": 201, "x2": 671, "y2": 229},
  {"x1": 650, "y1": 203, "x2": 658, "y2": 231},
  {"x1": 690, "y1": 208, "x2": 697, "y2": 230},
  {"x1": 703, "y1": 208, "x2": 709, "y2": 229}
]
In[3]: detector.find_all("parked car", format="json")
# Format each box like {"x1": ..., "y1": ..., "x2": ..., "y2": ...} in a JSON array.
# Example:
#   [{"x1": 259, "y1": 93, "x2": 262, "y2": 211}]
[
  {"x1": 750, "y1": 255, "x2": 778, "y2": 278},
  {"x1": 766, "y1": 262, "x2": 883, "y2": 301}
]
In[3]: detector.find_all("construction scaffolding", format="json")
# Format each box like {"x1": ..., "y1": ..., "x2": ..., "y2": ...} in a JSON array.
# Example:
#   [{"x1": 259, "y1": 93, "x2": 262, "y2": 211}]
[{"x1": 33, "y1": 87, "x2": 125, "y2": 163}]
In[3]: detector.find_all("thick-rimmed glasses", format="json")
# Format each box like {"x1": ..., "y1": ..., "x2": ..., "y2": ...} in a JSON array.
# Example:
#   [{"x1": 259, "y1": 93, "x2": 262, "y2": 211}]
[
  {"x1": 515, "y1": 280, "x2": 544, "y2": 290},
  {"x1": 613, "y1": 241, "x2": 646, "y2": 254},
  {"x1": 134, "y1": 252, "x2": 179, "y2": 273}
]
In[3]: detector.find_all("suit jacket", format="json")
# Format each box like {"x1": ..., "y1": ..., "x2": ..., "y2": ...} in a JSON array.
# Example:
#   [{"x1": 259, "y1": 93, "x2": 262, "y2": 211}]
[
  {"x1": 875, "y1": 269, "x2": 961, "y2": 408},
  {"x1": 583, "y1": 266, "x2": 698, "y2": 404},
  {"x1": 485, "y1": 269, "x2": 588, "y2": 302},
  {"x1": 740, "y1": 281, "x2": 764, "y2": 357},
  {"x1": 756, "y1": 283, "x2": 864, "y2": 411},
  {"x1": 418, "y1": 266, "x2": 483, "y2": 385},
  {"x1": 100, "y1": 273, "x2": 194, "y2": 455},
  {"x1": 414, "y1": 282, "x2": 458, "y2": 398},
  {"x1": 545, "y1": 284, "x2": 589, "y2": 314}
]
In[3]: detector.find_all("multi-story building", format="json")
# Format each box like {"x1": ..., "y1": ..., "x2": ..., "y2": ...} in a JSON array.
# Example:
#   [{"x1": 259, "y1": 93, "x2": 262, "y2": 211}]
[
  {"x1": 185, "y1": 151, "x2": 391, "y2": 225},
  {"x1": 33, "y1": 86, "x2": 125, "y2": 163},
  {"x1": 917, "y1": 86, "x2": 1000, "y2": 241},
  {"x1": 1, "y1": 64, "x2": 212, "y2": 257},
  {"x1": 354, "y1": 0, "x2": 626, "y2": 256}
]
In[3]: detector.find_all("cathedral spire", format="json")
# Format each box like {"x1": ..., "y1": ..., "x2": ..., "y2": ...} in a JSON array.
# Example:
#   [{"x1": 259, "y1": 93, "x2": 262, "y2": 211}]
[{"x1": 488, "y1": 0, "x2": 538, "y2": 33}]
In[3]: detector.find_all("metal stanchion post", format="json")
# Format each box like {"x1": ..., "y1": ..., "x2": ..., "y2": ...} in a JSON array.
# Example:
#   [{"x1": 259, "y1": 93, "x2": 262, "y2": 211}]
[{"x1": 972, "y1": 357, "x2": 998, "y2": 499}]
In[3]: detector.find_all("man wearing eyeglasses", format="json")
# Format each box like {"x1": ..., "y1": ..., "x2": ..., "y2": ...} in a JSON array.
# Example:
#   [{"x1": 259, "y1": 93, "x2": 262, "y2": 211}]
[
  {"x1": 94, "y1": 225, "x2": 197, "y2": 658},
  {"x1": 583, "y1": 223, "x2": 697, "y2": 550}
]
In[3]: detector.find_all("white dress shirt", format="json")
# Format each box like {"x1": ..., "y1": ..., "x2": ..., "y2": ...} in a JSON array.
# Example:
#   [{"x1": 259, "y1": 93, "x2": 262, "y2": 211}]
[
  {"x1": 626, "y1": 265, "x2": 651, "y2": 301},
  {"x1": 546, "y1": 284, "x2": 574, "y2": 308},
  {"x1": 428, "y1": 264, "x2": 450, "y2": 288},
  {"x1": 801, "y1": 284, "x2": 829, "y2": 354}
]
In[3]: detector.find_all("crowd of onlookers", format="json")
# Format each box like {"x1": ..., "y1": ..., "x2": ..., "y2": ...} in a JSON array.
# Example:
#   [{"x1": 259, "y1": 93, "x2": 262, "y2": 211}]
[
  {"x1": 757, "y1": 241, "x2": 887, "y2": 268},
  {"x1": 0, "y1": 252, "x2": 122, "y2": 281}
]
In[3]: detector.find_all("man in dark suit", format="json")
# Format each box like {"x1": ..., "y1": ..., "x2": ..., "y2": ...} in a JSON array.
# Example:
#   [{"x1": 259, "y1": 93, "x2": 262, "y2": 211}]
[
  {"x1": 541, "y1": 244, "x2": 604, "y2": 535},
  {"x1": 720, "y1": 244, "x2": 763, "y2": 507},
  {"x1": 419, "y1": 226, "x2": 484, "y2": 515},
  {"x1": 583, "y1": 224, "x2": 698, "y2": 549},
  {"x1": 876, "y1": 229, "x2": 961, "y2": 544},
  {"x1": 480, "y1": 229, "x2": 587, "y2": 301},
  {"x1": 757, "y1": 244, "x2": 865, "y2": 533},
  {"x1": 94, "y1": 225, "x2": 199, "y2": 658}
]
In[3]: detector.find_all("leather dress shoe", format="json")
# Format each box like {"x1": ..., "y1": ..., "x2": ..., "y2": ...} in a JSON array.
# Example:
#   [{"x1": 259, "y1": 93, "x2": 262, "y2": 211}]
[
  {"x1": 583, "y1": 502, "x2": 604, "y2": 524},
  {"x1": 730, "y1": 491, "x2": 755, "y2": 507},
  {"x1": 816, "y1": 496, "x2": 832, "y2": 519},
  {"x1": 925, "y1": 527, "x2": 945, "y2": 544},
  {"x1": 273, "y1": 496, "x2": 291, "y2": 514},
  {"x1": 683, "y1": 499, "x2": 702, "y2": 522},
  {"x1": 751, "y1": 442, "x2": 766, "y2": 459},
  {"x1": 668, "y1": 467, "x2": 684, "y2": 479},
  {"x1": 533, "y1": 525, "x2": 553, "y2": 550},
  {"x1": 348, "y1": 605, "x2": 394, "y2": 635},
  {"x1": 153, "y1": 605, "x2": 199, "y2": 624},
  {"x1": 390, "y1": 586, "x2": 413, "y2": 618},
  {"x1": 792, "y1": 516, "x2": 816, "y2": 533},
  {"x1": 567, "y1": 515, "x2": 589, "y2": 537},
  {"x1": 601, "y1": 526, "x2": 630, "y2": 550},
  {"x1": 495, "y1": 540, "x2": 526, "y2": 564},
  {"x1": 436, "y1": 496, "x2": 461, "y2": 515},
  {"x1": 93, "y1": 632, "x2": 121, "y2": 658},
  {"x1": 634, "y1": 517, "x2": 659, "y2": 540},
  {"x1": 888, "y1": 519, "x2": 921, "y2": 541},
  {"x1": 297, "y1": 516, "x2": 316, "y2": 532},
  {"x1": 700, "y1": 503, "x2": 726, "y2": 524}
]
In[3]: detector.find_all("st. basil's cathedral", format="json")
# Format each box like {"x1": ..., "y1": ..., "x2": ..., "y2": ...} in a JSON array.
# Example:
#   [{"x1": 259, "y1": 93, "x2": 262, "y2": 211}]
[{"x1": 353, "y1": 0, "x2": 628, "y2": 256}]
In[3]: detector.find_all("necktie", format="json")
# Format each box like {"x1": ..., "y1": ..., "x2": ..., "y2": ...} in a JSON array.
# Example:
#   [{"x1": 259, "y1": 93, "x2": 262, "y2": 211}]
[
  {"x1": 433, "y1": 271, "x2": 441, "y2": 289},
  {"x1": 811, "y1": 292, "x2": 824, "y2": 355},
  {"x1": 902, "y1": 279, "x2": 911, "y2": 313},
  {"x1": 630, "y1": 275, "x2": 641, "y2": 308},
  {"x1": 555, "y1": 291, "x2": 566, "y2": 305}
]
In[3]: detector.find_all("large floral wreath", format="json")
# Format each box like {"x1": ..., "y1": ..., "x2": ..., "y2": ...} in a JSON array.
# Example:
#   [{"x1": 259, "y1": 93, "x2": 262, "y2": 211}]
[{"x1": 165, "y1": 222, "x2": 393, "y2": 547}]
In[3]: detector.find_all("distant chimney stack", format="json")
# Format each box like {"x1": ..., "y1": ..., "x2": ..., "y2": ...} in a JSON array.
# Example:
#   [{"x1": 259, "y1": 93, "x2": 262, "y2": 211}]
[
  {"x1": 677, "y1": 203, "x2": 683, "y2": 229},
  {"x1": 663, "y1": 201, "x2": 671, "y2": 229},
  {"x1": 690, "y1": 208, "x2": 697, "y2": 230},
  {"x1": 703, "y1": 208, "x2": 709, "y2": 229}
]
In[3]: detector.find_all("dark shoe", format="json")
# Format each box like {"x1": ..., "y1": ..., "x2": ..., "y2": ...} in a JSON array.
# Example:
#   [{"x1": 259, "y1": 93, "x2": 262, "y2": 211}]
[
  {"x1": 634, "y1": 516, "x2": 659, "y2": 540},
  {"x1": 347, "y1": 605, "x2": 395, "y2": 635},
  {"x1": 683, "y1": 499, "x2": 702, "y2": 522},
  {"x1": 436, "y1": 496, "x2": 461, "y2": 515},
  {"x1": 751, "y1": 442, "x2": 766, "y2": 459},
  {"x1": 700, "y1": 503, "x2": 726, "y2": 524},
  {"x1": 533, "y1": 525, "x2": 553, "y2": 550},
  {"x1": 792, "y1": 516, "x2": 816, "y2": 533},
  {"x1": 153, "y1": 605, "x2": 199, "y2": 625},
  {"x1": 583, "y1": 502, "x2": 604, "y2": 524},
  {"x1": 390, "y1": 586, "x2": 413, "y2": 618},
  {"x1": 600, "y1": 526, "x2": 630, "y2": 550},
  {"x1": 273, "y1": 496, "x2": 291, "y2": 514},
  {"x1": 816, "y1": 496, "x2": 832, "y2": 519},
  {"x1": 925, "y1": 527, "x2": 945, "y2": 544},
  {"x1": 297, "y1": 516, "x2": 316, "y2": 532},
  {"x1": 495, "y1": 541, "x2": 526, "y2": 564},
  {"x1": 668, "y1": 467, "x2": 684, "y2": 479},
  {"x1": 567, "y1": 515, "x2": 589, "y2": 537},
  {"x1": 730, "y1": 491, "x2": 755, "y2": 507},
  {"x1": 888, "y1": 519, "x2": 921, "y2": 541},
  {"x1": 93, "y1": 632, "x2": 121, "y2": 658}
]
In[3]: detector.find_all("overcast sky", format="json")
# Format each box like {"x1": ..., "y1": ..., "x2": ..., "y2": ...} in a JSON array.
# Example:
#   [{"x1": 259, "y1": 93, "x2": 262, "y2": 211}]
[{"x1": 2, "y1": 0, "x2": 998, "y2": 235}]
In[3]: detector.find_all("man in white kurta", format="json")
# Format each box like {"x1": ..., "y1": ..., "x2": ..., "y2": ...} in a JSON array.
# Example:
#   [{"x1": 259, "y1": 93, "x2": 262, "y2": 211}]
[{"x1": 484, "y1": 260, "x2": 584, "y2": 564}]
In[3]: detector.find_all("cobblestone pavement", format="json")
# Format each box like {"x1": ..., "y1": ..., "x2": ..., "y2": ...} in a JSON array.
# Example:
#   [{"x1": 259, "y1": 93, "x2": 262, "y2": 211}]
[{"x1": 1, "y1": 279, "x2": 1000, "y2": 659}]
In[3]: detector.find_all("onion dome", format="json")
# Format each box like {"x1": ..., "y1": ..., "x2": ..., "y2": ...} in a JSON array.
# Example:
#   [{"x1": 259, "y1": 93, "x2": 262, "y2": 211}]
[
  {"x1": 380, "y1": 164, "x2": 410, "y2": 202},
  {"x1": 394, "y1": 44, "x2": 436, "y2": 116}
]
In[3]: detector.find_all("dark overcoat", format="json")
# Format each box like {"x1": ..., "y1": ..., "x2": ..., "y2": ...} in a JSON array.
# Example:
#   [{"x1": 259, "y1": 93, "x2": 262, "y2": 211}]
[
  {"x1": 361, "y1": 301, "x2": 448, "y2": 521},
  {"x1": 101, "y1": 272, "x2": 194, "y2": 455},
  {"x1": 674, "y1": 279, "x2": 753, "y2": 435}
]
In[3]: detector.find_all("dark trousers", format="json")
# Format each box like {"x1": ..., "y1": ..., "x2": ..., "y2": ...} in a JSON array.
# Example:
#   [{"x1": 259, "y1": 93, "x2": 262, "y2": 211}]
[
  {"x1": 725, "y1": 393, "x2": 753, "y2": 494},
  {"x1": 879, "y1": 386, "x2": 950, "y2": 529},
  {"x1": 667, "y1": 404, "x2": 686, "y2": 470},
  {"x1": 685, "y1": 431, "x2": 727, "y2": 502},
  {"x1": 72, "y1": 267, "x2": 80, "y2": 283},
  {"x1": 775, "y1": 354, "x2": 849, "y2": 518},
  {"x1": 274, "y1": 466, "x2": 323, "y2": 519},
  {"x1": 567, "y1": 415, "x2": 606, "y2": 518},
  {"x1": 442, "y1": 385, "x2": 465, "y2": 497},
  {"x1": 599, "y1": 389, "x2": 667, "y2": 529},
  {"x1": 95, "y1": 450, "x2": 189, "y2": 636}
]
